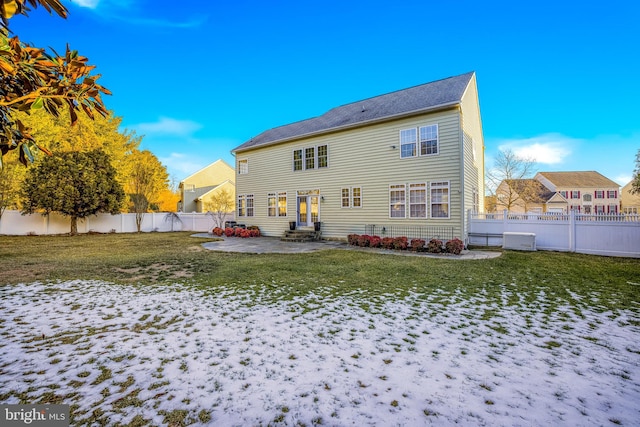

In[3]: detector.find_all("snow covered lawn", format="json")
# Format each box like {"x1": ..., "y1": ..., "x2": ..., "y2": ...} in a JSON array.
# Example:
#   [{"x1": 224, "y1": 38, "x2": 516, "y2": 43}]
[{"x1": 1, "y1": 280, "x2": 639, "y2": 426}]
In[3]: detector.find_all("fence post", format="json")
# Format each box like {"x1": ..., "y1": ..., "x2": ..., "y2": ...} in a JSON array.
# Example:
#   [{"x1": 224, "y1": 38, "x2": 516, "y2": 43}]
[
  {"x1": 569, "y1": 210, "x2": 576, "y2": 252},
  {"x1": 503, "y1": 209, "x2": 508, "y2": 229}
]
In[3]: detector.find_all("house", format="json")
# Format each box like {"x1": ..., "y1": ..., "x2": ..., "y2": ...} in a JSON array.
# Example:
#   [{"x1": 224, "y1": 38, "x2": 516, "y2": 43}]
[
  {"x1": 495, "y1": 179, "x2": 554, "y2": 213},
  {"x1": 621, "y1": 179, "x2": 640, "y2": 214},
  {"x1": 496, "y1": 171, "x2": 621, "y2": 214},
  {"x1": 231, "y1": 72, "x2": 484, "y2": 240},
  {"x1": 178, "y1": 159, "x2": 235, "y2": 213}
]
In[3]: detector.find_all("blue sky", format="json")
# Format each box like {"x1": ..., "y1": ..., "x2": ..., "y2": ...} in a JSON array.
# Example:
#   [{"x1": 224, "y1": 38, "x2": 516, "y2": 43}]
[{"x1": 12, "y1": 0, "x2": 640, "y2": 186}]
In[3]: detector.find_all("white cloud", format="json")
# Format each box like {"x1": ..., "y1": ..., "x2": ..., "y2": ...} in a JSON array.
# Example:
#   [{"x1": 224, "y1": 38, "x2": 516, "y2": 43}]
[
  {"x1": 615, "y1": 174, "x2": 632, "y2": 186},
  {"x1": 133, "y1": 117, "x2": 203, "y2": 137},
  {"x1": 73, "y1": 0, "x2": 100, "y2": 8},
  {"x1": 159, "y1": 153, "x2": 206, "y2": 178},
  {"x1": 497, "y1": 133, "x2": 575, "y2": 165}
]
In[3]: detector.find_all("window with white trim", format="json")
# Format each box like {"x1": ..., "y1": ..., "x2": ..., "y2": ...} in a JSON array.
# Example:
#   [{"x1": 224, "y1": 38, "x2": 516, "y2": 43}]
[
  {"x1": 278, "y1": 192, "x2": 287, "y2": 216},
  {"x1": 583, "y1": 194, "x2": 592, "y2": 202},
  {"x1": 245, "y1": 194, "x2": 254, "y2": 217},
  {"x1": 293, "y1": 150, "x2": 303, "y2": 171},
  {"x1": 237, "y1": 195, "x2": 246, "y2": 217},
  {"x1": 294, "y1": 145, "x2": 328, "y2": 171},
  {"x1": 595, "y1": 190, "x2": 604, "y2": 199},
  {"x1": 268, "y1": 193, "x2": 277, "y2": 217},
  {"x1": 623, "y1": 207, "x2": 638, "y2": 214},
  {"x1": 608, "y1": 204, "x2": 618, "y2": 214},
  {"x1": 430, "y1": 181, "x2": 450, "y2": 218},
  {"x1": 305, "y1": 147, "x2": 315, "y2": 170},
  {"x1": 607, "y1": 190, "x2": 617, "y2": 198},
  {"x1": 341, "y1": 187, "x2": 362, "y2": 208},
  {"x1": 571, "y1": 190, "x2": 580, "y2": 199},
  {"x1": 341, "y1": 188, "x2": 350, "y2": 208},
  {"x1": 184, "y1": 184, "x2": 195, "y2": 192},
  {"x1": 352, "y1": 187, "x2": 362, "y2": 208},
  {"x1": 238, "y1": 159, "x2": 248, "y2": 175},
  {"x1": 389, "y1": 184, "x2": 406, "y2": 218},
  {"x1": 595, "y1": 204, "x2": 605, "y2": 214},
  {"x1": 560, "y1": 191, "x2": 568, "y2": 199},
  {"x1": 419, "y1": 124, "x2": 438, "y2": 155},
  {"x1": 400, "y1": 129, "x2": 417, "y2": 158},
  {"x1": 318, "y1": 145, "x2": 328, "y2": 168},
  {"x1": 409, "y1": 183, "x2": 427, "y2": 218}
]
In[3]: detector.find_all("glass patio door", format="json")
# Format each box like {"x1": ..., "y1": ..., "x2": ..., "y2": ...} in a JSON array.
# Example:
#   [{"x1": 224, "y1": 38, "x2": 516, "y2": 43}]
[{"x1": 297, "y1": 190, "x2": 320, "y2": 227}]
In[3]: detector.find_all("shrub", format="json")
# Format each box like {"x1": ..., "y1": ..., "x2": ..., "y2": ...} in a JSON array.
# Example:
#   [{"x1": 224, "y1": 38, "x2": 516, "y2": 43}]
[
  {"x1": 410, "y1": 238, "x2": 425, "y2": 252},
  {"x1": 381, "y1": 237, "x2": 395, "y2": 249},
  {"x1": 357, "y1": 235, "x2": 371, "y2": 247},
  {"x1": 347, "y1": 234, "x2": 359, "y2": 246},
  {"x1": 393, "y1": 236, "x2": 408, "y2": 250},
  {"x1": 234, "y1": 227, "x2": 244, "y2": 237},
  {"x1": 427, "y1": 238, "x2": 443, "y2": 253},
  {"x1": 248, "y1": 228, "x2": 261, "y2": 237},
  {"x1": 224, "y1": 227, "x2": 235, "y2": 237},
  {"x1": 445, "y1": 238, "x2": 464, "y2": 255},
  {"x1": 240, "y1": 228, "x2": 252, "y2": 238},
  {"x1": 369, "y1": 235, "x2": 382, "y2": 248},
  {"x1": 212, "y1": 227, "x2": 224, "y2": 236}
]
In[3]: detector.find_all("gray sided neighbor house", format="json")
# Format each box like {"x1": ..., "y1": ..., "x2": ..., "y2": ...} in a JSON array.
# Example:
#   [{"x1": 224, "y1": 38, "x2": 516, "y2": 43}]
[{"x1": 231, "y1": 72, "x2": 485, "y2": 241}]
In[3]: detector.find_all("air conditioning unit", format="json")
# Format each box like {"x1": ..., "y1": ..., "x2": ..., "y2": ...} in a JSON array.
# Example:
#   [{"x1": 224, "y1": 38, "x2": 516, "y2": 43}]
[{"x1": 503, "y1": 232, "x2": 536, "y2": 251}]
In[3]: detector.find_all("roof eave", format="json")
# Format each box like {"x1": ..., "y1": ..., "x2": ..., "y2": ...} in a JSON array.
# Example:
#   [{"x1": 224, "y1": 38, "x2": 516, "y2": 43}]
[{"x1": 232, "y1": 100, "x2": 461, "y2": 154}]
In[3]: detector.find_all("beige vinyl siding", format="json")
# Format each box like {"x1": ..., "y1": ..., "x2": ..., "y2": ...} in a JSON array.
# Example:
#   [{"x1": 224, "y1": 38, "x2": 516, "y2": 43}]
[
  {"x1": 460, "y1": 73, "x2": 485, "y2": 220},
  {"x1": 180, "y1": 160, "x2": 235, "y2": 213},
  {"x1": 236, "y1": 107, "x2": 465, "y2": 238}
]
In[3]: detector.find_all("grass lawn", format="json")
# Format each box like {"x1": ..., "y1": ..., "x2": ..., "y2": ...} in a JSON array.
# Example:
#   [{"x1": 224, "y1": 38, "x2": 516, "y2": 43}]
[{"x1": 1, "y1": 232, "x2": 639, "y2": 425}]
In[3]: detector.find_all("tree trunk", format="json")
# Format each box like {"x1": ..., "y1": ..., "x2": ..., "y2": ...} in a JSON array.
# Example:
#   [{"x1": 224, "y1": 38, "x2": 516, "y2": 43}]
[{"x1": 70, "y1": 216, "x2": 78, "y2": 235}]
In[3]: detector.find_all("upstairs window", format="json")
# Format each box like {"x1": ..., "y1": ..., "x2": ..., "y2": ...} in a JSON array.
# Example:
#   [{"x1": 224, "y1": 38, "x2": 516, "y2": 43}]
[
  {"x1": 294, "y1": 145, "x2": 328, "y2": 171},
  {"x1": 317, "y1": 145, "x2": 328, "y2": 168},
  {"x1": 293, "y1": 150, "x2": 303, "y2": 171},
  {"x1": 559, "y1": 191, "x2": 568, "y2": 199},
  {"x1": 305, "y1": 147, "x2": 315, "y2": 169},
  {"x1": 400, "y1": 129, "x2": 417, "y2": 158},
  {"x1": 184, "y1": 184, "x2": 195, "y2": 192},
  {"x1": 419, "y1": 125, "x2": 439, "y2": 155},
  {"x1": 607, "y1": 190, "x2": 617, "y2": 198},
  {"x1": 238, "y1": 159, "x2": 248, "y2": 175},
  {"x1": 583, "y1": 194, "x2": 592, "y2": 202},
  {"x1": 595, "y1": 190, "x2": 604, "y2": 199},
  {"x1": 571, "y1": 190, "x2": 580, "y2": 199}
]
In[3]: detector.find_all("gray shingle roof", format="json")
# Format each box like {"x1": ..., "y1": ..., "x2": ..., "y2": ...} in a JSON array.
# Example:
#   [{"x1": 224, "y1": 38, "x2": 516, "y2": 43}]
[{"x1": 233, "y1": 72, "x2": 475, "y2": 153}]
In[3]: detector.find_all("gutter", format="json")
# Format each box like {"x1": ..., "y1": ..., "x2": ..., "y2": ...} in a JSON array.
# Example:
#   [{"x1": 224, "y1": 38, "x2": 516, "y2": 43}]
[{"x1": 232, "y1": 100, "x2": 461, "y2": 154}]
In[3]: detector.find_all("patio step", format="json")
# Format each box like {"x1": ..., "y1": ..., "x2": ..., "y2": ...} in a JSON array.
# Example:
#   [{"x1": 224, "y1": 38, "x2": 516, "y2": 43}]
[{"x1": 281, "y1": 229, "x2": 321, "y2": 242}]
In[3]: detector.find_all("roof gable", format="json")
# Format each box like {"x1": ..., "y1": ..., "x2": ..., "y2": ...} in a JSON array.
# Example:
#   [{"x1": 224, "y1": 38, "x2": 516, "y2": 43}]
[
  {"x1": 536, "y1": 171, "x2": 619, "y2": 188},
  {"x1": 180, "y1": 159, "x2": 234, "y2": 184},
  {"x1": 233, "y1": 72, "x2": 475, "y2": 152}
]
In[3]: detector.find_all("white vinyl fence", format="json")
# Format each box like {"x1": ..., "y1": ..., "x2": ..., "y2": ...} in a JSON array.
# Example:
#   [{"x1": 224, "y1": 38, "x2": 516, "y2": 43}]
[
  {"x1": 0, "y1": 210, "x2": 235, "y2": 235},
  {"x1": 468, "y1": 210, "x2": 640, "y2": 258}
]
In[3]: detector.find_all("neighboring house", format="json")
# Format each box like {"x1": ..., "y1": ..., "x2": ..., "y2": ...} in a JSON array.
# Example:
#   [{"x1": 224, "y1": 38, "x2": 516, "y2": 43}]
[
  {"x1": 496, "y1": 171, "x2": 621, "y2": 214},
  {"x1": 495, "y1": 179, "x2": 554, "y2": 213},
  {"x1": 178, "y1": 159, "x2": 235, "y2": 213},
  {"x1": 621, "y1": 180, "x2": 640, "y2": 214},
  {"x1": 231, "y1": 72, "x2": 484, "y2": 240}
]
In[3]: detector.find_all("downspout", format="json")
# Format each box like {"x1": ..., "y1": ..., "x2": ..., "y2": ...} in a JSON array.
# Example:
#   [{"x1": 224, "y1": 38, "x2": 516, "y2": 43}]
[{"x1": 459, "y1": 105, "x2": 466, "y2": 242}]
